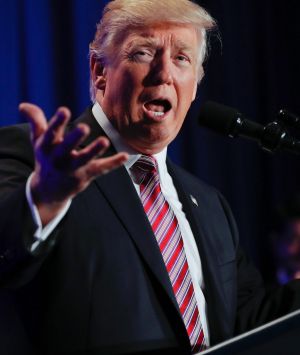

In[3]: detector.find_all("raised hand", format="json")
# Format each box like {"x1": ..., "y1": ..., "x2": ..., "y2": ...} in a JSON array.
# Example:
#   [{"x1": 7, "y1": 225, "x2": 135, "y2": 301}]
[{"x1": 19, "y1": 103, "x2": 128, "y2": 225}]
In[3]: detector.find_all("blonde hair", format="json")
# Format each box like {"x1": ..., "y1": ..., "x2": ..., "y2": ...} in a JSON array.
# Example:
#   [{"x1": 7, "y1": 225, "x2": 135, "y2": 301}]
[{"x1": 89, "y1": 0, "x2": 216, "y2": 101}]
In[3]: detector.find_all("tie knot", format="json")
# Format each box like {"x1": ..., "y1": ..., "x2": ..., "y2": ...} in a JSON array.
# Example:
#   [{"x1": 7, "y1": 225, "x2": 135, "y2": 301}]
[{"x1": 130, "y1": 155, "x2": 158, "y2": 185}]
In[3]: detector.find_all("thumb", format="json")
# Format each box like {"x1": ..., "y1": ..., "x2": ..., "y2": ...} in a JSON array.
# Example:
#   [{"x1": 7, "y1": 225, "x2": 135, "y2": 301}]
[{"x1": 19, "y1": 103, "x2": 48, "y2": 143}]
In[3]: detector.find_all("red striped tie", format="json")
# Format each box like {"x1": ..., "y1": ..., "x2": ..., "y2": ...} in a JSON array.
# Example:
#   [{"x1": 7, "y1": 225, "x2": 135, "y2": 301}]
[{"x1": 131, "y1": 155, "x2": 206, "y2": 353}]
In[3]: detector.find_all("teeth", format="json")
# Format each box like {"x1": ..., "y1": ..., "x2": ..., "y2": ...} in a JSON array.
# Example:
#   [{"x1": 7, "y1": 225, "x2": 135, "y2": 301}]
[{"x1": 153, "y1": 111, "x2": 164, "y2": 117}]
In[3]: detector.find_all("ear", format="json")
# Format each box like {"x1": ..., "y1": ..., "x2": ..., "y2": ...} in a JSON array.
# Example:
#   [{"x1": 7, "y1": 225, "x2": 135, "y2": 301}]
[{"x1": 90, "y1": 55, "x2": 107, "y2": 91}]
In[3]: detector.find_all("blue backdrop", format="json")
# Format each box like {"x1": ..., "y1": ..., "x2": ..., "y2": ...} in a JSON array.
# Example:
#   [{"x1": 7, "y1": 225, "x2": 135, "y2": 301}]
[{"x1": 1, "y1": 0, "x2": 300, "y2": 281}]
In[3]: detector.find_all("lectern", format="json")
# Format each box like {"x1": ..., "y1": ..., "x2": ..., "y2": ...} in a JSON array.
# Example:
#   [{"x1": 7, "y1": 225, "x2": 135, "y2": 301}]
[{"x1": 199, "y1": 309, "x2": 300, "y2": 355}]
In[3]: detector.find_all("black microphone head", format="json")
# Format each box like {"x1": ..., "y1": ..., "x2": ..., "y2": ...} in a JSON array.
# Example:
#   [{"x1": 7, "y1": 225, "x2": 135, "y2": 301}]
[{"x1": 198, "y1": 101, "x2": 242, "y2": 136}]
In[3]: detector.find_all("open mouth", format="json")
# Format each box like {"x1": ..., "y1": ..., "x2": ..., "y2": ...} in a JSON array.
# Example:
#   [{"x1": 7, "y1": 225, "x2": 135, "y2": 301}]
[{"x1": 143, "y1": 99, "x2": 172, "y2": 117}]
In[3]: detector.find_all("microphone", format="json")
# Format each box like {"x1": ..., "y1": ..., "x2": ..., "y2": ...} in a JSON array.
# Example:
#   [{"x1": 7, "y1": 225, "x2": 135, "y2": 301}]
[
  {"x1": 277, "y1": 109, "x2": 300, "y2": 129},
  {"x1": 198, "y1": 101, "x2": 300, "y2": 154}
]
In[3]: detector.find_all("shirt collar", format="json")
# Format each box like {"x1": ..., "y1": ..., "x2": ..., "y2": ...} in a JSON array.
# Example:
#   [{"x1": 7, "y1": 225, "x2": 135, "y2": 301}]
[{"x1": 92, "y1": 102, "x2": 168, "y2": 176}]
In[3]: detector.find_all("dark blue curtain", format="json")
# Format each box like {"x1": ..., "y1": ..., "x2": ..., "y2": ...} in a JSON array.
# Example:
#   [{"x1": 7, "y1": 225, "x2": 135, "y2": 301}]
[
  {"x1": 1, "y1": 0, "x2": 300, "y2": 281},
  {"x1": 0, "y1": 0, "x2": 109, "y2": 122}
]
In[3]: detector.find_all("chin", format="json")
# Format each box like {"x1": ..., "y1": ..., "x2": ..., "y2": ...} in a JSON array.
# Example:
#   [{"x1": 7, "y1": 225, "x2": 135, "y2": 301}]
[
  {"x1": 136, "y1": 138, "x2": 172, "y2": 155},
  {"x1": 125, "y1": 124, "x2": 176, "y2": 153}
]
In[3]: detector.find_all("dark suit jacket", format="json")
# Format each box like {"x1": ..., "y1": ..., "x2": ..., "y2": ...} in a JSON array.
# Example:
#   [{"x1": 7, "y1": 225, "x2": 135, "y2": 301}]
[{"x1": 0, "y1": 109, "x2": 300, "y2": 355}]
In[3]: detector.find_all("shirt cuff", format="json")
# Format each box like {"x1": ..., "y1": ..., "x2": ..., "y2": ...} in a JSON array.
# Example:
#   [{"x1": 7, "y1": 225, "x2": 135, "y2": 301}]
[{"x1": 25, "y1": 174, "x2": 72, "y2": 252}]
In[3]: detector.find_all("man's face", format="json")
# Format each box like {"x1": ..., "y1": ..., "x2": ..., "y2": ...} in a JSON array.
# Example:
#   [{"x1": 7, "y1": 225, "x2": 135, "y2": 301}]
[{"x1": 94, "y1": 23, "x2": 201, "y2": 154}]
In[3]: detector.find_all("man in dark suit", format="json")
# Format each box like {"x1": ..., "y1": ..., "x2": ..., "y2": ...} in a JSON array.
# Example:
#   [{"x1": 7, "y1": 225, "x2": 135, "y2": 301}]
[{"x1": 1, "y1": 1, "x2": 300, "y2": 354}]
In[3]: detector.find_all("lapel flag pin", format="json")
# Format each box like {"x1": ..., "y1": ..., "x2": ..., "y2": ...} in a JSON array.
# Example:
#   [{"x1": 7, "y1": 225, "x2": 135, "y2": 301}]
[{"x1": 190, "y1": 195, "x2": 198, "y2": 207}]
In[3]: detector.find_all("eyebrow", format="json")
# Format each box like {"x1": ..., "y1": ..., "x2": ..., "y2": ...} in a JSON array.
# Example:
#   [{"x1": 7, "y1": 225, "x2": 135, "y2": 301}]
[{"x1": 126, "y1": 36, "x2": 195, "y2": 55}]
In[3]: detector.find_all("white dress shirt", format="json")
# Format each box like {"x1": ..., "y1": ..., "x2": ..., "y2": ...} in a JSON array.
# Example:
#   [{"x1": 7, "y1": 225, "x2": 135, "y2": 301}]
[{"x1": 26, "y1": 102, "x2": 210, "y2": 344}]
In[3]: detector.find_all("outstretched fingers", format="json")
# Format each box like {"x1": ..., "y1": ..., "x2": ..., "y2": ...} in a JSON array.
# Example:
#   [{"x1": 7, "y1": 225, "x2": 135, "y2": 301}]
[
  {"x1": 19, "y1": 102, "x2": 129, "y2": 207},
  {"x1": 19, "y1": 103, "x2": 72, "y2": 153},
  {"x1": 85, "y1": 152, "x2": 129, "y2": 179},
  {"x1": 51, "y1": 123, "x2": 91, "y2": 165},
  {"x1": 71, "y1": 136, "x2": 110, "y2": 169},
  {"x1": 41, "y1": 107, "x2": 71, "y2": 152}
]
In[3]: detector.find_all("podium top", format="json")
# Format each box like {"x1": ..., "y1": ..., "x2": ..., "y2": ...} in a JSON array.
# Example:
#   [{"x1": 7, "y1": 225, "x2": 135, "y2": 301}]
[{"x1": 198, "y1": 309, "x2": 300, "y2": 355}]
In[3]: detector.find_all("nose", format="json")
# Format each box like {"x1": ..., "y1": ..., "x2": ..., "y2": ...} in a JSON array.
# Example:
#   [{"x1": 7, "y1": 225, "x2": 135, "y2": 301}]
[{"x1": 150, "y1": 54, "x2": 174, "y2": 86}]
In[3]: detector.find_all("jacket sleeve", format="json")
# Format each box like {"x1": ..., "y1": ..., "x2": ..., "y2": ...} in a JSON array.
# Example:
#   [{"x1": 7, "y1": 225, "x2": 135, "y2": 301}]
[{"x1": 0, "y1": 124, "x2": 62, "y2": 288}]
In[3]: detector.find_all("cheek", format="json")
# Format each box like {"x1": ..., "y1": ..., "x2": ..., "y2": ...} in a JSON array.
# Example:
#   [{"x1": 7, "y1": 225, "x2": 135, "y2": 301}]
[
  {"x1": 105, "y1": 72, "x2": 135, "y2": 109},
  {"x1": 176, "y1": 71, "x2": 197, "y2": 104},
  {"x1": 116, "y1": 70, "x2": 144, "y2": 108},
  {"x1": 177, "y1": 83, "x2": 195, "y2": 112}
]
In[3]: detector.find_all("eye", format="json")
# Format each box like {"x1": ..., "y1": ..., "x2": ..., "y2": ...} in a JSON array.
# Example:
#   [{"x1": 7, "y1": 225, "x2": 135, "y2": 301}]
[
  {"x1": 176, "y1": 54, "x2": 190, "y2": 64},
  {"x1": 136, "y1": 50, "x2": 151, "y2": 57},
  {"x1": 131, "y1": 49, "x2": 154, "y2": 63}
]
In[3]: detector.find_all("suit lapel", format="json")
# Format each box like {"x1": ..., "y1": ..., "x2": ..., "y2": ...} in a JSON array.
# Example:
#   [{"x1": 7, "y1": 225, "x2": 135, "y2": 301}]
[{"x1": 167, "y1": 161, "x2": 229, "y2": 345}]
